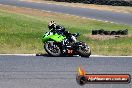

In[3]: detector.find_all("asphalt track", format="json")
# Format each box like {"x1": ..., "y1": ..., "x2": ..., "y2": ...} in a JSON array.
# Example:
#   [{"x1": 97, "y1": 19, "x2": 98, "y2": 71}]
[
  {"x1": 0, "y1": 0, "x2": 132, "y2": 87},
  {"x1": 0, "y1": 55, "x2": 131, "y2": 88},
  {"x1": 0, "y1": 0, "x2": 132, "y2": 25}
]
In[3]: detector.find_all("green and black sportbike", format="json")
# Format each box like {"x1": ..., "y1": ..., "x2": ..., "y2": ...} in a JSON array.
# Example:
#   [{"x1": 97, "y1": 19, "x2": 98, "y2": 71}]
[{"x1": 42, "y1": 30, "x2": 91, "y2": 57}]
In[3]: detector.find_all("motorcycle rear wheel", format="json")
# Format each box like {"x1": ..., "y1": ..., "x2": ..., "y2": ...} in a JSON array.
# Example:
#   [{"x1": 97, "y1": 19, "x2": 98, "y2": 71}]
[{"x1": 78, "y1": 45, "x2": 91, "y2": 57}]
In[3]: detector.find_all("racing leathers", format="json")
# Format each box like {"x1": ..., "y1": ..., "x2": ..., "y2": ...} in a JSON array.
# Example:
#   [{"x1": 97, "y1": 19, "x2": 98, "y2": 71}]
[{"x1": 49, "y1": 25, "x2": 76, "y2": 53}]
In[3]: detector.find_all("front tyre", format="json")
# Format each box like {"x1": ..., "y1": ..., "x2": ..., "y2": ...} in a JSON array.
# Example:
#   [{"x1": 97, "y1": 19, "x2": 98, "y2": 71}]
[
  {"x1": 44, "y1": 41, "x2": 61, "y2": 57},
  {"x1": 78, "y1": 44, "x2": 91, "y2": 57}
]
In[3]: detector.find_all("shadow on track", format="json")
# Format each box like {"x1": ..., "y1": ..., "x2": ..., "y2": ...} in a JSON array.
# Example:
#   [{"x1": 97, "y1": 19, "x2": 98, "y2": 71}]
[{"x1": 36, "y1": 53, "x2": 85, "y2": 58}]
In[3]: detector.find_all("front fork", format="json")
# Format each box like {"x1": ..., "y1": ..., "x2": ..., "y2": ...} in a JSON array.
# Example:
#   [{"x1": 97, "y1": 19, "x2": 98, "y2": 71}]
[{"x1": 47, "y1": 41, "x2": 58, "y2": 49}]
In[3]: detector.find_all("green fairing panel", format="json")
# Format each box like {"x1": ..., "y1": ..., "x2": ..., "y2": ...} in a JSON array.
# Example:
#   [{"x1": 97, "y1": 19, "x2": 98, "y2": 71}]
[{"x1": 42, "y1": 32, "x2": 66, "y2": 43}]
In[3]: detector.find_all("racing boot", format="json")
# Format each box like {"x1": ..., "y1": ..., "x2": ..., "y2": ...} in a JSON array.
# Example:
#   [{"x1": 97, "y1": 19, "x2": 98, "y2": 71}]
[{"x1": 61, "y1": 40, "x2": 67, "y2": 54}]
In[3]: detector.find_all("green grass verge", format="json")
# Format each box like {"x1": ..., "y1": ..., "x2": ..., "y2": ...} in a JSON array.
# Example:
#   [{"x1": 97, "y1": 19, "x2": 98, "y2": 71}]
[{"x1": 0, "y1": 9, "x2": 132, "y2": 55}]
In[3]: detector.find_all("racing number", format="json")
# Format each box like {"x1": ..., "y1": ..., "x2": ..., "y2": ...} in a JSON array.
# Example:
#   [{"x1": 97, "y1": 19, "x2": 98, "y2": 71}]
[{"x1": 68, "y1": 50, "x2": 73, "y2": 54}]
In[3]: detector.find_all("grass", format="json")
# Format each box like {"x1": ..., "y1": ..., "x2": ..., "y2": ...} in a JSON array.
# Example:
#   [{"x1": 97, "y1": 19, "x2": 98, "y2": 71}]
[
  {"x1": 0, "y1": 10, "x2": 46, "y2": 53},
  {"x1": 0, "y1": 5, "x2": 132, "y2": 55}
]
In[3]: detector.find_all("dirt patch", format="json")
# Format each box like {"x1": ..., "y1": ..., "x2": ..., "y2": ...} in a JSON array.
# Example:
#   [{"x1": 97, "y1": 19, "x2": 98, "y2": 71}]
[
  {"x1": 21, "y1": 0, "x2": 132, "y2": 13},
  {"x1": 0, "y1": 4, "x2": 53, "y2": 17},
  {"x1": 84, "y1": 34, "x2": 132, "y2": 40}
]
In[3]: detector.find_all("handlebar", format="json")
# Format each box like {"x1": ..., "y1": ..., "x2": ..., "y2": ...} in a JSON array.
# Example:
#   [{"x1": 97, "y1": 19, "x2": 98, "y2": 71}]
[{"x1": 72, "y1": 33, "x2": 80, "y2": 37}]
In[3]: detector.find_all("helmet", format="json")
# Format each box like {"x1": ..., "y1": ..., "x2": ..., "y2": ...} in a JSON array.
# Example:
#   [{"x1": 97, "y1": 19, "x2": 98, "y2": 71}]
[{"x1": 48, "y1": 21, "x2": 56, "y2": 30}]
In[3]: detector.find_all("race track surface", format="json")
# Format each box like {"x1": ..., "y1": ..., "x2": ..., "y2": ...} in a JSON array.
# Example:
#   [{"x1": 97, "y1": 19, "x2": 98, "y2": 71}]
[
  {"x1": 0, "y1": 55, "x2": 131, "y2": 88},
  {"x1": 0, "y1": 1, "x2": 132, "y2": 87},
  {"x1": 0, "y1": 0, "x2": 132, "y2": 25}
]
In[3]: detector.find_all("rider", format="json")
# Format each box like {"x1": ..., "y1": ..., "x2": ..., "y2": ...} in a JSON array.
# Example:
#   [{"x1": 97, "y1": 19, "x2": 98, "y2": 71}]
[
  {"x1": 48, "y1": 21, "x2": 70, "y2": 37},
  {"x1": 48, "y1": 21, "x2": 77, "y2": 53}
]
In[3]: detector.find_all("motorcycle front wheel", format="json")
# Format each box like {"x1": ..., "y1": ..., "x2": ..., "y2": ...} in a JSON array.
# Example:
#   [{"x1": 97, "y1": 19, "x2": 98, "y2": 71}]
[{"x1": 44, "y1": 41, "x2": 61, "y2": 57}]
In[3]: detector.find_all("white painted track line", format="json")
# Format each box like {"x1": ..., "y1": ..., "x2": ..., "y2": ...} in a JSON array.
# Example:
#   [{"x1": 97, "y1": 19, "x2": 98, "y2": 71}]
[
  {"x1": 90, "y1": 55, "x2": 132, "y2": 57},
  {"x1": 0, "y1": 54, "x2": 132, "y2": 57},
  {"x1": 0, "y1": 54, "x2": 36, "y2": 56}
]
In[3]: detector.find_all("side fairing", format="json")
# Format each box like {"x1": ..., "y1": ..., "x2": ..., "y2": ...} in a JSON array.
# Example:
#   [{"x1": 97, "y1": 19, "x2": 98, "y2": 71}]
[{"x1": 42, "y1": 32, "x2": 66, "y2": 43}]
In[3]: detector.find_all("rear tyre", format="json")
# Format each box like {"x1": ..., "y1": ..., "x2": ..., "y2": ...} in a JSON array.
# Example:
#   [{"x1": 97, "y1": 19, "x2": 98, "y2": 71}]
[
  {"x1": 78, "y1": 44, "x2": 91, "y2": 57},
  {"x1": 44, "y1": 41, "x2": 61, "y2": 57}
]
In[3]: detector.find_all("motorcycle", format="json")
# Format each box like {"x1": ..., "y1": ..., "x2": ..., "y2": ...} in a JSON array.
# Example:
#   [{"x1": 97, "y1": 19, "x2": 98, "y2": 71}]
[{"x1": 42, "y1": 30, "x2": 91, "y2": 57}]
